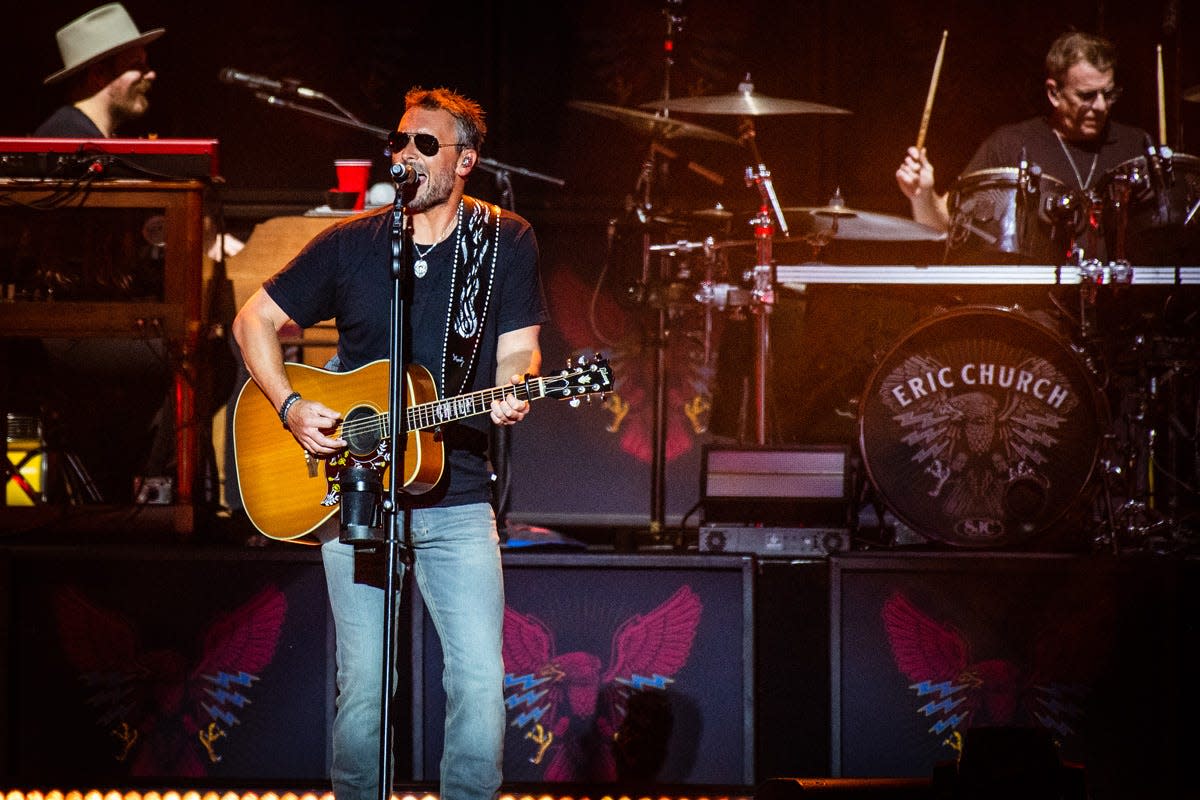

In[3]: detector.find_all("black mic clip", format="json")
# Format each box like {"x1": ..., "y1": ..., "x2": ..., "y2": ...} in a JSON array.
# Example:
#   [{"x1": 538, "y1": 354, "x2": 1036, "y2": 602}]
[{"x1": 338, "y1": 465, "x2": 384, "y2": 548}]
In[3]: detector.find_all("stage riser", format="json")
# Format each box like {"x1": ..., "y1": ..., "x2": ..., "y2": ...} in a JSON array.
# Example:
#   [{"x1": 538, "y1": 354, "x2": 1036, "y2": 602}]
[{"x1": 0, "y1": 547, "x2": 1191, "y2": 798}]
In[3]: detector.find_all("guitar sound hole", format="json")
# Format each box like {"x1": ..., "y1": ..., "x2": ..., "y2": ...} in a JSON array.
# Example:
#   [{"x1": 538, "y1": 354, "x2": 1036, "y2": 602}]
[{"x1": 343, "y1": 405, "x2": 383, "y2": 456}]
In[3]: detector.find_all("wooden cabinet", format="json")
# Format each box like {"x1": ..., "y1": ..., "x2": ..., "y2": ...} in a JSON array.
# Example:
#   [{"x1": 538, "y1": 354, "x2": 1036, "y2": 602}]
[{"x1": 0, "y1": 179, "x2": 207, "y2": 534}]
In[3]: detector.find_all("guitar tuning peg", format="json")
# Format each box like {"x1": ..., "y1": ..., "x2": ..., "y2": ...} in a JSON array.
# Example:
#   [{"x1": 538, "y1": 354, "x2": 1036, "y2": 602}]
[{"x1": 569, "y1": 397, "x2": 581, "y2": 408}]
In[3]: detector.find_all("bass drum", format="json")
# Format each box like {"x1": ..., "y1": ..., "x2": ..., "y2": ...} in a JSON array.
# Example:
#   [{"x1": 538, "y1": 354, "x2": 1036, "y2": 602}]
[
  {"x1": 946, "y1": 168, "x2": 1080, "y2": 264},
  {"x1": 1095, "y1": 152, "x2": 1200, "y2": 264},
  {"x1": 858, "y1": 307, "x2": 1106, "y2": 548}
]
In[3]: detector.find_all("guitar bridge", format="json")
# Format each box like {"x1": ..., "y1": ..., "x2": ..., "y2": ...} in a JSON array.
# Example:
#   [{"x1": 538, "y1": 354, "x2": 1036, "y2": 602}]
[{"x1": 305, "y1": 451, "x2": 318, "y2": 478}]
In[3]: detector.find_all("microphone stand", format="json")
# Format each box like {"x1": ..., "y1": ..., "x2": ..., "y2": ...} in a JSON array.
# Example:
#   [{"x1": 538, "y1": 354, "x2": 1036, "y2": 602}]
[
  {"x1": 252, "y1": 93, "x2": 566, "y2": 188},
  {"x1": 376, "y1": 177, "x2": 417, "y2": 800}
]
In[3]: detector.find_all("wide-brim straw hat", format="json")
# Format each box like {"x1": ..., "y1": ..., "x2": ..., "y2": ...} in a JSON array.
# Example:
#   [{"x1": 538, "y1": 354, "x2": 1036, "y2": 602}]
[{"x1": 45, "y1": 3, "x2": 164, "y2": 85}]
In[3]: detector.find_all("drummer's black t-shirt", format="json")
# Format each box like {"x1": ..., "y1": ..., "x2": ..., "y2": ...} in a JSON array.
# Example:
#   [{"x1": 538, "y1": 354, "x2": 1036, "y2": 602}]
[{"x1": 962, "y1": 116, "x2": 1150, "y2": 191}]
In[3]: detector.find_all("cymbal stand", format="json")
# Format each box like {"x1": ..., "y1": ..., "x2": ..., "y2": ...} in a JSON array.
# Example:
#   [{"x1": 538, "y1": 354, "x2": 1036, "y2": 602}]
[
  {"x1": 628, "y1": 0, "x2": 687, "y2": 546},
  {"x1": 739, "y1": 117, "x2": 789, "y2": 445}
]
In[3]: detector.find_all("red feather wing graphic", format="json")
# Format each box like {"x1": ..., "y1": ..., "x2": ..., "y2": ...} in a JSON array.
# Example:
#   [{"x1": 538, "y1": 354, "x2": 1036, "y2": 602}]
[
  {"x1": 181, "y1": 585, "x2": 288, "y2": 771},
  {"x1": 52, "y1": 585, "x2": 288, "y2": 777},
  {"x1": 190, "y1": 585, "x2": 288, "y2": 682},
  {"x1": 881, "y1": 591, "x2": 970, "y2": 682},
  {"x1": 502, "y1": 605, "x2": 563, "y2": 737},
  {"x1": 54, "y1": 586, "x2": 140, "y2": 673},
  {"x1": 546, "y1": 268, "x2": 702, "y2": 463},
  {"x1": 882, "y1": 591, "x2": 982, "y2": 740},
  {"x1": 53, "y1": 587, "x2": 146, "y2": 737},
  {"x1": 602, "y1": 584, "x2": 703, "y2": 686}
]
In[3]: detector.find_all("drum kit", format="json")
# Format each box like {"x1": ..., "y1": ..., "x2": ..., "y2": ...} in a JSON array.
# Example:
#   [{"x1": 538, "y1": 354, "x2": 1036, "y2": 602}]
[
  {"x1": 566, "y1": 17, "x2": 1198, "y2": 554},
  {"x1": 946, "y1": 151, "x2": 1200, "y2": 267},
  {"x1": 570, "y1": 72, "x2": 950, "y2": 539}
]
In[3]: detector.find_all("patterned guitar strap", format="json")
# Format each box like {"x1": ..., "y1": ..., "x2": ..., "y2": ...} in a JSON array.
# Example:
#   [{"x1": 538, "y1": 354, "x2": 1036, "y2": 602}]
[{"x1": 440, "y1": 196, "x2": 502, "y2": 398}]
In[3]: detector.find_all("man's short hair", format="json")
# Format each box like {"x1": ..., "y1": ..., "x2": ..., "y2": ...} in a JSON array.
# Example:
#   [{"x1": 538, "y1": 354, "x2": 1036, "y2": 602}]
[
  {"x1": 1045, "y1": 31, "x2": 1116, "y2": 83},
  {"x1": 404, "y1": 87, "x2": 487, "y2": 152}
]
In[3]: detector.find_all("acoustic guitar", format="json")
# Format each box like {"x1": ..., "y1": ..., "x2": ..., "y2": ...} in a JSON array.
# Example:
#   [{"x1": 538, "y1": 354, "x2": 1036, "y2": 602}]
[{"x1": 232, "y1": 357, "x2": 612, "y2": 542}]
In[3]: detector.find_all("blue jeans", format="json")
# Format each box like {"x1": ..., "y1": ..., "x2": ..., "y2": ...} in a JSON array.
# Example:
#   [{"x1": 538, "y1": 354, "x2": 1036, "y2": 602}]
[{"x1": 321, "y1": 502, "x2": 505, "y2": 800}]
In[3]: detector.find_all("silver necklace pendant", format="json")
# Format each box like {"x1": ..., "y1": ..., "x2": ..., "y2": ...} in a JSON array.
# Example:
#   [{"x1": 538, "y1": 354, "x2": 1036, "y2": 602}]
[{"x1": 413, "y1": 258, "x2": 428, "y2": 279}]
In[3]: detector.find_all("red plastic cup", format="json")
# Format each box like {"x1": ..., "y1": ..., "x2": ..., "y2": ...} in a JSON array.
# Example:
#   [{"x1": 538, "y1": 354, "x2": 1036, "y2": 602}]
[{"x1": 334, "y1": 159, "x2": 372, "y2": 209}]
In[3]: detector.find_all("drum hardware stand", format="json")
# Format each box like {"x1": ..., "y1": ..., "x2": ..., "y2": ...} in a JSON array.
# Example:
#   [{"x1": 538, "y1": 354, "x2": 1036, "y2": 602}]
[
  {"x1": 734, "y1": 88, "x2": 791, "y2": 446},
  {"x1": 744, "y1": 165, "x2": 785, "y2": 446}
]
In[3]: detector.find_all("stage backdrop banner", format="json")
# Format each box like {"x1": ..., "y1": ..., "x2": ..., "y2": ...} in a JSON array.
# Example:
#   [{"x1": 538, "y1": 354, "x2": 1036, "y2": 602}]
[
  {"x1": 411, "y1": 553, "x2": 755, "y2": 785},
  {"x1": 830, "y1": 552, "x2": 1184, "y2": 797},
  {"x1": 0, "y1": 546, "x2": 334, "y2": 784}
]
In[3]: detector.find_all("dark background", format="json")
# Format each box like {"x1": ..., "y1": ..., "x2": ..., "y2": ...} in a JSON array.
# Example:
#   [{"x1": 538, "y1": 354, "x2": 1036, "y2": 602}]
[
  {"x1": 5, "y1": 0, "x2": 1199, "y2": 218},
  {"x1": 4, "y1": 0, "x2": 1199, "y2": 522}
]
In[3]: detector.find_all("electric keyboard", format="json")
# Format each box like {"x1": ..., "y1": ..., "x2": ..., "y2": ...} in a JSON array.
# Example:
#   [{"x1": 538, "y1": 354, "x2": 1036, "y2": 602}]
[{"x1": 0, "y1": 137, "x2": 219, "y2": 180}]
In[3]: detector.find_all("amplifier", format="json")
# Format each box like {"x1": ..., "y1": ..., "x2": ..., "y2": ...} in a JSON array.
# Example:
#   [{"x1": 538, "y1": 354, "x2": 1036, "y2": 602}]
[
  {"x1": 701, "y1": 444, "x2": 850, "y2": 525},
  {"x1": 698, "y1": 525, "x2": 850, "y2": 557}
]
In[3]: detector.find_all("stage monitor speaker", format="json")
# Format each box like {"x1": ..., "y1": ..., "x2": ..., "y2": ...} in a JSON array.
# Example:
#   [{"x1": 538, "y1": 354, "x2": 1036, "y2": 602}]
[
  {"x1": 0, "y1": 546, "x2": 336, "y2": 784},
  {"x1": 411, "y1": 553, "x2": 755, "y2": 785},
  {"x1": 829, "y1": 552, "x2": 1185, "y2": 797},
  {"x1": 702, "y1": 445, "x2": 849, "y2": 525}
]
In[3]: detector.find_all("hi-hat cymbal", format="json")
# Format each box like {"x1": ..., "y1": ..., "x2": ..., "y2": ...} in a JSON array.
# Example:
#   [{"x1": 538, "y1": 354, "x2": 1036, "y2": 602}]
[
  {"x1": 1185, "y1": 84, "x2": 1200, "y2": 103},
  {"x1": 782, "y1": 206, "x2": 946, "y2": 241},
  {"x1": 568, "y1": 100, "x2": 738, "y2": 143}
]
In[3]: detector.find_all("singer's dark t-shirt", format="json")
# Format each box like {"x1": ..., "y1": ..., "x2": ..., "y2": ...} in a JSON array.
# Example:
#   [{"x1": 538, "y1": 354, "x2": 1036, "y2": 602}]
[{"x1": 265, "y1": 201, "x2": 547, "y2": 507}]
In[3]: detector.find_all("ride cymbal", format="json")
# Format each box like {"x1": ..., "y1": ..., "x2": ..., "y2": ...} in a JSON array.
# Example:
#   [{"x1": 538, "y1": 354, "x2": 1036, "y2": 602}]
[{"x1": 567, "y1": 101, "x2": 738, "y2": 143}]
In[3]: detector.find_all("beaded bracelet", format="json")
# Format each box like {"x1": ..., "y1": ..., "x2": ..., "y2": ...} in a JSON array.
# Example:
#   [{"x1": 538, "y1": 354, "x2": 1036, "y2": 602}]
[{"x1": 278, "y1": 391, "x2": 302, "y2": 429}]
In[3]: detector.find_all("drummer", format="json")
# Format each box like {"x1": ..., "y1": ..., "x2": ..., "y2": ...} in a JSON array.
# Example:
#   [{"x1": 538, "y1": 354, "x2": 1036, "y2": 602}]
[{"x1": 895, "y1": 31, "x2": 1151, "y2": 232}]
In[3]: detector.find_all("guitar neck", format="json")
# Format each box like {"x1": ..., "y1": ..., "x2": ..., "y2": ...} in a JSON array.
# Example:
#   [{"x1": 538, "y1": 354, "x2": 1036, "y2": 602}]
[
  {"x1": 408, "y1": 379, "x2": 547, "y2": 431},
  {"x1": 351, "y1": 378, "x2": 548, "y2": 438}
]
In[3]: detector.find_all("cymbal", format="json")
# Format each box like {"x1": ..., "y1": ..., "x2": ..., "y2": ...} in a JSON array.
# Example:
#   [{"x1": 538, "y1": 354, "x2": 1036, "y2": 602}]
[
  {"x1": 568, "y1": 101, "x2": 738, "y2": 144},
  {"x1": 782, "y1": 206, "x2": 946, "y2": 241},
  {"x1": 1185, "y1": 84, "x2": 1200, "y2": 103},
  {"x1": 639, "y1": 78, "x2": 850, "y2": 116}
]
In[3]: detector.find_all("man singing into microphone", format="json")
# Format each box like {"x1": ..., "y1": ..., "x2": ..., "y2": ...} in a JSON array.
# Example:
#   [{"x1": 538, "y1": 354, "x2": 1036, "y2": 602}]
[
  {"x1": 234, "y1": 86, "x2": 547, "y2": 800},
  {"x1": 35, "y1": 3, "x2": 162, "y2": 138}
]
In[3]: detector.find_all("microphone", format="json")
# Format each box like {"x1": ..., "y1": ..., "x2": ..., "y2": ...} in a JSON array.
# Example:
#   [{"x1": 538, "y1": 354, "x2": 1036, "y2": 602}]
[
  {"x1": 390, "y1": 162, "x2": 419, "y2": 186},
  {"x1": 218, "y1": 68, "x2": 321, "y2": 99}
]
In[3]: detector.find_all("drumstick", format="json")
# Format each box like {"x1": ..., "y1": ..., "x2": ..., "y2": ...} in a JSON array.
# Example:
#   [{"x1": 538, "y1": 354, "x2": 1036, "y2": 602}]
[
  {"x1": 915, "y1": 29, "x2": 949, "y2": 150},
  {"x1": 1156, "y1": 44, "x2": 1167, "y2": 146}
]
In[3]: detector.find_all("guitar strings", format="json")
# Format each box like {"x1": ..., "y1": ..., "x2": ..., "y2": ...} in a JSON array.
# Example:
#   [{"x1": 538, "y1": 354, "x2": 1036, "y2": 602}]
[{"x1": 332, "y1": 377, "x2": 563, "y2": 438}]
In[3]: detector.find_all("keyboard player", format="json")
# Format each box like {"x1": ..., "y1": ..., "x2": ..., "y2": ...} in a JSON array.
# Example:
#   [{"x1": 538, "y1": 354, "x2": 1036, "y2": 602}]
[{"x1": 34, "y1": 3, "x2": 164, "y2": 138}]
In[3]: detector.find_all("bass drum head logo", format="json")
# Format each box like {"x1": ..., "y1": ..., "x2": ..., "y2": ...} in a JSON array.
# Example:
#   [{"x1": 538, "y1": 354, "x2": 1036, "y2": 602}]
[{"x1": 859, "y1": 307, "x2": 1104, "y2": 547}]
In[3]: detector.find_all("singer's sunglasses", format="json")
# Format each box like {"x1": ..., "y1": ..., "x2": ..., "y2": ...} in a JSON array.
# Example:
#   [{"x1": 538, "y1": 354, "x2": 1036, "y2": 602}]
[{"x1": 386, "y1": 131, "x2": 469, "y2": 157}]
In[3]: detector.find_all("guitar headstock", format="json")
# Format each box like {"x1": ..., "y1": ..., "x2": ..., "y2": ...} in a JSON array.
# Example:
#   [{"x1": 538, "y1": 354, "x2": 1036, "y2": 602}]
[{"x1": 544, "y1": 354, "x2": 613, "y2": 406}]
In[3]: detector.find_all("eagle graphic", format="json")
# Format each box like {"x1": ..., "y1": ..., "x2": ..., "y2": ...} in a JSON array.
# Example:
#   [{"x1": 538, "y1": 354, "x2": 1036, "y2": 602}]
[
  {"x1": 881, "y1": 587, "x2": 1114, "y2": 755},
  {"x1": 52, "y1": 585, "x2": 288, "y2": 776},
  {"x1": 546, "y1": 266, "x2": 711, "y2": 464},
  {"x1": 880, "y1": 350, "x2": 1077, "y2": 542},
  {"x1": 501, "y1": 584, "x2": 703, "y2": 780}
]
